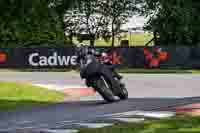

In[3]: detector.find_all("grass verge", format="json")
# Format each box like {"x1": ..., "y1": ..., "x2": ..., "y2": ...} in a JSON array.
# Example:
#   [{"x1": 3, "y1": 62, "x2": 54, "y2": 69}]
[
  {"x1": 191, "y1": 70, "x2": 200, "y2": 74},
  {"x1": 79, "y1": 115, "x2": 200, "y2": 133},
  {"x1": 73, "y1": 33, "x2": 153, "y2": 47},
  {"x1": 0, "y1": 82, "x2": 65, "y2": 111}
]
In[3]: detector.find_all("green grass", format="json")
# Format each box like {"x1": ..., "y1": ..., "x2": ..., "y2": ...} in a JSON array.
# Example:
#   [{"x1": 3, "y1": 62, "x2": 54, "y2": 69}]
[
  {"x1": 127, "y1": 33, "x2": 153, "y2": 46},
  {"x1": 0, "y1": 82, "x2": 65, "y2": 111},
  {"x1": 73, "y1": 33, "x2": 153, "y2": 46},
  {"x1": 191, "y1": 70, "x2": 200, "y2": 74},
  {"x1": 79, "y1": 115, "x2": 200, "y2": 133}
]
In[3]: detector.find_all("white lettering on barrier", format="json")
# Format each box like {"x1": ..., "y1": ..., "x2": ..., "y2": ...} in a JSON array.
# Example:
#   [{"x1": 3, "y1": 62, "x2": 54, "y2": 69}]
[
  {"x1": 29, "y1": 53, "x2": 39, "y2": 66},
  {"x1": 28, "y1": 52, "x2": 77, "y2": 66},
  {"x1": 48, "y1": 52, "x2": 58, "y2": 66}
]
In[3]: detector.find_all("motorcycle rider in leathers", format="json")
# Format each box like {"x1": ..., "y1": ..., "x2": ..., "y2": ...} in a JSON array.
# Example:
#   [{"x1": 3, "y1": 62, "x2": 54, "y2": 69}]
[{"x1": 76, "y1": 43, "x2": 122, "y2": 81}]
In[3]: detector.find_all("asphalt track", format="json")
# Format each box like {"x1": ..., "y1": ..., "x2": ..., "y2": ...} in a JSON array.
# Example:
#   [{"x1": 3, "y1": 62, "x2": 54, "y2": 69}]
[{"x1": 0, "y1": 72, "x2": 200, "y2": 132}]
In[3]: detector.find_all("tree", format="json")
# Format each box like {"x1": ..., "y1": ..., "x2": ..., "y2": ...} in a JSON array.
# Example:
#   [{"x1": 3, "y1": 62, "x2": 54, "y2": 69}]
[
  {"x1": 64, "y1": 0, "x2": 140, "y2": 46},
  {"x1": 64, "y1": 9, "x2": 82, "y2": 44},
  {"x1": 99, "y1": 0, "x2": 140, "y2": 47},
  {"x1": 0, "y1": 0, "x2": 80, "y2": 48},
  {"x1": 64, "y1": 0, "x2": 109, "y2": 46},
  {"x1": 141, "y1": 0, "x2": 200, "y2": 46},
  {"x1": 0, "y1": 0, "x2": 67, "y2": 48}
]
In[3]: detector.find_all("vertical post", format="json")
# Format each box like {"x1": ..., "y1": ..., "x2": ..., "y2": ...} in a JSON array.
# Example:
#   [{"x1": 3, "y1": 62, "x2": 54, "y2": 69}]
[
  {"x1": 129, "y1": 31, "x2": 131, "y2": 46},
  {"x1": 154, "y1": 31, "x2": 158, "y2": 45}
]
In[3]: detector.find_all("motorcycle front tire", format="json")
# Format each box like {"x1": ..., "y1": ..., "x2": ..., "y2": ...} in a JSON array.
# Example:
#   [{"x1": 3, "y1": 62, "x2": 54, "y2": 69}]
[{"x1": 96, "y1": 76, "x2": 115, "y2": 103}]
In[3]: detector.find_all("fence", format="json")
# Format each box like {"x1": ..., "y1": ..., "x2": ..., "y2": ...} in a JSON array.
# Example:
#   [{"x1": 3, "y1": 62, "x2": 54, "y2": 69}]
[{"x1": 0, "y1": 46, "x2": 200, "y2": 69}]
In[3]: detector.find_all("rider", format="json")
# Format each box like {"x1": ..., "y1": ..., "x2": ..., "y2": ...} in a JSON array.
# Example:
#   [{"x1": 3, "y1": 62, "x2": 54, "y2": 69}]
[
  {"x1": 99, "y1": 48, "x2": 123, "y2": 80},
  {"x1": 77, "y1": 43, "x2": 122, "y2": 80}
]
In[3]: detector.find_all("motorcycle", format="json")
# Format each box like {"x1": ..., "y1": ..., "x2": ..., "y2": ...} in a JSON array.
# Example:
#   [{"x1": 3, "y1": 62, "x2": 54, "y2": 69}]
[{"x1": 76, "y1": 45, "x2": 128, "y2": 103}]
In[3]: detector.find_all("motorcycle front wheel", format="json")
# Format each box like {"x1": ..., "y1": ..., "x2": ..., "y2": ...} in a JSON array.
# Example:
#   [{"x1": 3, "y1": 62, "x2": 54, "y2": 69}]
[{"x1": 96, "y1": 76, "x2": 115, "y2": 103}]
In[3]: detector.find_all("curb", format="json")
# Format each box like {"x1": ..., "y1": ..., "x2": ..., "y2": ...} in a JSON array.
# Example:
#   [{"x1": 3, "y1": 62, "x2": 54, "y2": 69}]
[
  {"x1": 175, "y1": 103, "x2": 200, "y2": 116},
  {"x1": 33, "y1": 83, "x2": 96, "y2": 99},
  {"x1": 63, "y1": 88, "x2": 96, "y2": 97}
]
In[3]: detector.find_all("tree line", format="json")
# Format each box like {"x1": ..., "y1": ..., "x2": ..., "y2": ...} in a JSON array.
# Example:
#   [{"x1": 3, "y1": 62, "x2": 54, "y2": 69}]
[
  {"x1": 0, "y1": 0, "x2": 199, "y2": 47},
  {"x1": 142, "y1": 0, "x2": 200, "y2": 46}
]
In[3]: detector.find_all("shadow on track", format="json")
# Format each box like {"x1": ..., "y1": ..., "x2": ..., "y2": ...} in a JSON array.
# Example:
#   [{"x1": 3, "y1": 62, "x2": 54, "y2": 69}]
[
  {"x1": 0, "y1": 97, "x2": 200, "y2": 130},
  {"x1": 1, "y1": 97, "x2": 200, "y2": 119},
  {"x1": 45, "y1": 97, "x2": 200, "y2": 113},
  {"x1": 1, "y1": 97, "x2": 200, "y2": 113}
]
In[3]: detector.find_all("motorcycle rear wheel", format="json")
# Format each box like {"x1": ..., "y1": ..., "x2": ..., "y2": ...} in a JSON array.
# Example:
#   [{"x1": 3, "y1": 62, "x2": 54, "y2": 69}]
[{"x1": 118, "y1": 84, "x2": 128, "y2": 100}]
